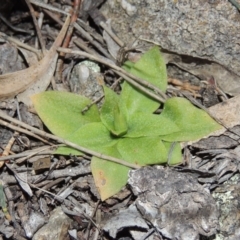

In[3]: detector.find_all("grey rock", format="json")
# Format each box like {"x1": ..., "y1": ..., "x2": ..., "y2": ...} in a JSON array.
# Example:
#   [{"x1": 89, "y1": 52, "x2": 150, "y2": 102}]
[
  {"x1": 103, "y1": 205, "x2": 149, "y2": 239},
  {"x1": 69, "y1": 60, "x2": 104, "y2": 102},
  {"x1": 128, "y1": 166, "x2": 219, "y2": 240},
  {"x1": 24, "y1": 212, "x2": 45, "y2": 238},
  {"x1": 213, "y1": 174, "x2": 240, "y2": 240},
  {"x1": 101, "y1": 0, "x2": 240, "y2": 77},
  {"x1": 33, "y1": 207, "x2": 73, "y2": 240}
]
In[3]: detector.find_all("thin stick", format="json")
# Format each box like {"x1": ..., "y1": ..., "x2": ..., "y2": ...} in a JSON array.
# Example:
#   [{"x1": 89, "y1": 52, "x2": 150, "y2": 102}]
[
  {"x1": 15, "y1": 145, "x2": 55, "y2": 164},
  {"x1": 3, "y1": 100, "x2": 20, "y2": 158},
  {"x1": 74, "y1": 38, "x2": 99, "y2": 55},
  {"x1": 77, "y1": 19, "x2": 105, "y2": 45},
  {"x1": 42, "y1": 7, "x2": 112, "y2": 59},
  {"x1": 56, "y1": 0, "x2": 81, "y2": 81},
  {"x1": 0, "y1": 32, "x2": 42, "y2": 59},
  {"x1": 0, "y1": 13, "x2": 31, "y2": 34},
  {"x1": 73, "y1": 22, "x2": 113, "y2": 59},
  {"x1": 115, "y1": 71, "x2": 165, "y2": 103},
  {"x1": 25, "y1": 0, "x2": 46, "y2": 53},
  {"x1": 31, "y1": 0, "x2": 105, "y2": 46},
  {"x1": 0, "y1": 110, "x2": 140, "y2": 169},
  {"x1": 30, "y1": 0, "x2": 68, "y2": 15},
  {"x1": 57, "y1": 47, "x2": 167, "y2": 102},
  {"x1": 100, "y1": 21, "x2": 124, "y2": 47},
  {"x1": 0, "y1": 146, "x2": 54, "y2": 161},
  {"x1": 2, "y1": 132, "x2": 18, "y2": 157},
  {"x1": 0, "y1": 119, "x2": 52, "y2": 145}
]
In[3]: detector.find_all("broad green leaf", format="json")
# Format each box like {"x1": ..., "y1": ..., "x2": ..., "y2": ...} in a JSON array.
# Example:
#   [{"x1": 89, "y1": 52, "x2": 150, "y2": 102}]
[
  {"x1": 125, "y1": 112, "x2": 180, "y2": 138},
  {"x1": 55, "y1": 122, "x2": 117, "y2": 155},
  {"x1": 159, "y1": 97, "x2": 222, "y2": 142},
  {"x1": 121, "y1": 46, "x2": 167, "y2": 115},
  {"x1": 91, "y1": 144, "x2": 130, "y2": 201},
  {"x1": 101, "y1": 86, "x2": 128, "y2": 136},
  {"x1": 113, "y1": 104, "x2": 128, "y2": 136},
  {"x1": 31, "y1": 91, "x2": 100, "y2": 139},
  {"x1": 163, "y1": 141, "x2": 182, "y2": 165},
  {"x1": 117, "y1": 137, "x2": 168, "y2": 165}
]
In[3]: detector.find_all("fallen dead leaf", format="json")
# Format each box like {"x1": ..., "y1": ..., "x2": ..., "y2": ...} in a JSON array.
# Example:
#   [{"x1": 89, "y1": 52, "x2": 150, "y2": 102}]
[
  {"x1": 163, "y1": 52, "x2": 240, "y2": 96},
  {"x1": 0, "y1": 15, "x2": 70, "y2": 105},
  {"x1": 17, "y1": 47, "x2": 40, "y2": 66},
  {"x1": 208, "y1": 95, "x2": 240, "y2": 131},
  {"x1": 17, "y1": 54, "x2": 58, "y2": 107}
]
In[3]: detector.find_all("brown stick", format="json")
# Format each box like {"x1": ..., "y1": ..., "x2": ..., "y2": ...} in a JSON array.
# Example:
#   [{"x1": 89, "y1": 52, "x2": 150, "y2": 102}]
[
  {"x1": 25, "y1": 0, "x2": 46, "y2": 53},
  {"x1": 0, "y1": 110, "x2": 140, "y2": 169},
  {"x1": 56, "y1": 0, "x2": 81, "y2": 81}
]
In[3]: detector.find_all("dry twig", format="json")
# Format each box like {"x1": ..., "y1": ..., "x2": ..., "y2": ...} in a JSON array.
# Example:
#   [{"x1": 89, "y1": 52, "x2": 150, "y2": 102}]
[
  {"x1": 57, "y1": 47, "x2": 167, "y2": 102},
  {"x1": 0, "y1": 110, "x2": 140, "y2": 169},
  {"x1": 25, "y1": 0, "x2": 46, "y2": 53}
]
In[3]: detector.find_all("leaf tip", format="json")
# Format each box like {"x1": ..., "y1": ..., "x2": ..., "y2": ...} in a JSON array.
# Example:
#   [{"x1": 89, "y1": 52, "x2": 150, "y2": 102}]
[
  {"x1": 30, "y1": 93, "x2": 40, "y2": 104},
  {"x1": 93, "y1": 168, "x2": 109, "y2": 201}
]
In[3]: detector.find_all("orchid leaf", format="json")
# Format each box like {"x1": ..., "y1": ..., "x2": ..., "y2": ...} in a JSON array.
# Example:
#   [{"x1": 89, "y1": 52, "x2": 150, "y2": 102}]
[
  {"x1": 121, "y1": 46, "x2": 167, "y2": 115},
  {"x1": 91, "y1": 144, "x2": 130, "y2": 201},
  {"x1": 101, "y1": 86, "x2": 128, "y2": 136},
  {"x1": 31, "y1": 91, "x2": 100, "y2": 139},
  {"x1": 125, "y1": 113, "x2": 180, "y2": 138},
  {"x1": 55, "y1": 122, "x2": 117, "y2": 155},
  {"x1": 160, "y1": 97, "x2": 222, "y2": 142},
  {"x1": 32, "y1": 46, "x2": 220, "y2": 201},
  {"x1": 117, "y1": 137, "x2": 168, "y2": 165}
]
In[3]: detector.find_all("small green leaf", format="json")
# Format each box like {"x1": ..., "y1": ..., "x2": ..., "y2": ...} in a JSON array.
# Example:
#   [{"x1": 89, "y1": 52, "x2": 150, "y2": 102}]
[
  {"x1": 91, "y1": 144, "x2": 130, "y2": 201},
  {"x1": 163, "y1": 141, "x2": 182, "y2": 165},
  {"x1": 55, "y1": 122, "x2": 117, "y2": 155},
  {"x1": 125, "y1": 112, "x2": 180, "y2": 138},
  {"x1": 31, "y1": 91, "x2": 100, "y2": 139},
  {"x1": 112, "y1": 104, "x2": 128, "y2": 136},
  {"x1": 121, "y1": 46, "x2": 167, "y2": 115},
  {"x1": 101, "y1": 86, "x2": 128, "y2": 136},
  {"x1": 117, "y1": 137, "x2": 168, "y2": 165},
  {"x1": 159, "y1": 97, "x2": 222, "y2": 142}
]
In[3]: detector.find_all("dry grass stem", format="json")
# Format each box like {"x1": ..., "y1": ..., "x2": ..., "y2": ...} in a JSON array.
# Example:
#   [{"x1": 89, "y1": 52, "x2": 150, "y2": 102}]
[
  {"x1": 100, "y1": 21, "x2": 124, "y2": 47},
  {"x1": 0, "y1": 110, "x2": 140, "y2": 169},
  {"x1": 0, "y1": 32, "x2": 41, "y2": 59},
  {"x1": 25, "y1": 0, "x2": 46, "y2": 53},
  {"x1": 30, "y1": 0, "x2": 68, "y2": 15},
  {"x1": 57, "y1": 47, "x2": 167, "y2": 103},
  {"x1": 0, "y1": 146, "x2": 54, "y2": 161}
]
